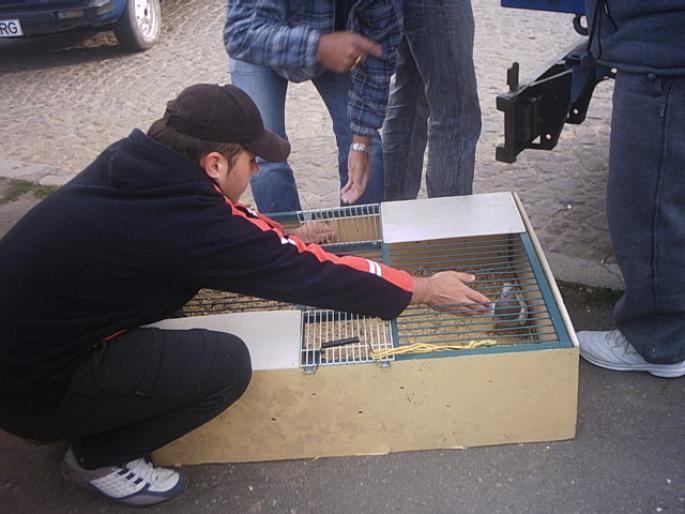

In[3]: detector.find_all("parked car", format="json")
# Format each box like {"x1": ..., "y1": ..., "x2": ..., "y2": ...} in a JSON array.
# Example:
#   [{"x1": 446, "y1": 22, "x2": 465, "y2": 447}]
[{"x1": 0, "y1": 0, "x2": 162, "y2": 51}]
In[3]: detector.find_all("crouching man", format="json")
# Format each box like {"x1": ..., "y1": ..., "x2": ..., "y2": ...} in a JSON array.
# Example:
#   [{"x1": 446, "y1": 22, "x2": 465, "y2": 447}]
[{"x1": 0, "y1": 84, "x2": 491, "y2": 506}]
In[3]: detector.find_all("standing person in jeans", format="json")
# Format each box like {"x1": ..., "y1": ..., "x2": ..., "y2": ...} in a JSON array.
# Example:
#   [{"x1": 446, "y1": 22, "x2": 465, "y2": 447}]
[
  {"x1": 0, "y1": 83, "x2": 493, "y2": 506},
  {"x1": 382, "y1": 0, "x2": 481, "y2": 200},
  {"x1": 577, "y1": 0, "x2": 685, "y2": 378},
  {"x1": 224, "y1": 0, "x2": 402, "y2": 213}
]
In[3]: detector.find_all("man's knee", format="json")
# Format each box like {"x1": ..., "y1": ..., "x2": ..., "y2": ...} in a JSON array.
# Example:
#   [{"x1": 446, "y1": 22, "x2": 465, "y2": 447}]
[{"x1": 205, "y1": 331, "x2": 252, "y2": 399}]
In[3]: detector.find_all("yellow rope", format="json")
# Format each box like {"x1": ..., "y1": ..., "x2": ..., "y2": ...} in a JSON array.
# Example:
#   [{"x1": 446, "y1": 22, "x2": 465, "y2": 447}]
[{"x1": 370, "y1": 339, "x2": 498, "y2": 360}]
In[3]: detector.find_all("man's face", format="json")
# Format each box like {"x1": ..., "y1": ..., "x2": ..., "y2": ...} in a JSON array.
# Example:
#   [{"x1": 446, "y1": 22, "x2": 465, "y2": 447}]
[{"x1": 204, "y1": 149, "x2": 259, "y2": 203}]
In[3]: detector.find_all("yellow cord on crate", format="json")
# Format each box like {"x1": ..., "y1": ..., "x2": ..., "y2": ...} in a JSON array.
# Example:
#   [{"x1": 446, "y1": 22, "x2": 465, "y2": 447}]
[{"x1": 370, "y1": 339, "x2": 498, "y2": 360}]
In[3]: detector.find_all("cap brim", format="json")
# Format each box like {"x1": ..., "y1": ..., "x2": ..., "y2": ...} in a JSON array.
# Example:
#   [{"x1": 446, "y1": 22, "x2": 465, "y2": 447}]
[{"x1": 244, "y1": 129, "x2": 290, "y2": 163}]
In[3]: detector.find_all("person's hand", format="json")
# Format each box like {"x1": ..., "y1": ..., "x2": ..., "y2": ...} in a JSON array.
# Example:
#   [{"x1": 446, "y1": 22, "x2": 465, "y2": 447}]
[
  {"x1": 316, "y1": 31, "x2": 383, "y2": 73},
  {"x1": 340, "y1": 149, "x2": 370, "y2": 205},
  {"x1": 411, "y1": 271, "x2": 493, "y2": 316},
  {"x1": 291, "y1": 221, "x2": 337, "y2": 244}
]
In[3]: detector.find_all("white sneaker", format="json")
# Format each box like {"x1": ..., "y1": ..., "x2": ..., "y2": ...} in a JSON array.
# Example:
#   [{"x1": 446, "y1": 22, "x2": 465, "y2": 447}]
[
  {"x1": 61, "y1": 448, "x2": 188, "y2": 506},
  {"x1": 576, "y1": 330, "x2": 685, "y2": 378}
]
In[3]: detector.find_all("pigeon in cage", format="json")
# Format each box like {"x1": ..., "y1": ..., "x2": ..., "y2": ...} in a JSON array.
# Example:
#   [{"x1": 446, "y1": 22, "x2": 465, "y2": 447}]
[{"x1": 493, "y1": 282, "x2": 528, "y2": 329}]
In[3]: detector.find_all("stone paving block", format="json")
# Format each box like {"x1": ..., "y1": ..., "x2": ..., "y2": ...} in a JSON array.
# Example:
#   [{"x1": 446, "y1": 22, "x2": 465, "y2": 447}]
[
  {"x1": 0, "y1": 159, "x2": 59, "y2": 181},
  {"x1": 38, "y1": 174, "x2": 71, "y2": 186}
]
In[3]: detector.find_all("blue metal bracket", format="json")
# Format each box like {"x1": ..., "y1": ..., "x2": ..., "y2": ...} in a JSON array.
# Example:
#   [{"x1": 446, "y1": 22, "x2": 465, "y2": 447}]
[{"x1": 495, "y1": 40, "x2": 613, "y2": 163}]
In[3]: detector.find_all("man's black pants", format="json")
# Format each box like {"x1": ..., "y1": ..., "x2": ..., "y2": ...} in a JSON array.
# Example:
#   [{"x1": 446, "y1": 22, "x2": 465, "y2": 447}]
[{"x1": 22, "y1": 328, "x2": 251, "y2": 469}]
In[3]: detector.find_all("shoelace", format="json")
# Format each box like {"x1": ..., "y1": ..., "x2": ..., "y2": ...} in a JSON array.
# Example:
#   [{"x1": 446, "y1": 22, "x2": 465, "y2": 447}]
[
  {"x1": 606, "y1": 329, "x2": 622, "y2": 345},
  {"x1": 123, "y1": 458, "x2": 158, "y2": 486},
  {"x1": 606, "y1": 330, "x2": 639, "y2": 358}
]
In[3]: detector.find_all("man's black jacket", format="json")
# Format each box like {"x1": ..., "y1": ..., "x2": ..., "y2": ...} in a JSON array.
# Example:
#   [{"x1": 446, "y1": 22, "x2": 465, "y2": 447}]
[{"x1": 0, "y1": 130, "x2": 413, "y2": 413}]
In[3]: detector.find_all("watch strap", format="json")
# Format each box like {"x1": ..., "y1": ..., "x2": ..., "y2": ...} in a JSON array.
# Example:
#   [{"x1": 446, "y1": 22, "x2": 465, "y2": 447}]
[{"x1": 350, "y1": 142, "x2": 369, "y2": 153}]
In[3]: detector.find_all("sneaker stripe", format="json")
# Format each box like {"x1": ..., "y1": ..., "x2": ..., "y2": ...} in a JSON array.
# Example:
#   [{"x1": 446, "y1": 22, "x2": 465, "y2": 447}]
[
  {"x1": 118, "y1": 482, "x2": 151, "y2": 500},
  {"x1": 62, "y1": 449, "x2": 187, "y2": 506}
]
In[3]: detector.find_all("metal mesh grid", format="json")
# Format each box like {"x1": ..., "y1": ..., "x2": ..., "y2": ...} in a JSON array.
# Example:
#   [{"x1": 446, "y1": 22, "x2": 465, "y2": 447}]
[
  {"x1": 321, "y1": 246, "x2": 382, "y2": 261},
  {"x1": 182, "y1": 290, "x2": 296, "y2": 316},
  {"x1": 181, "y1": 208, "x2": 557, "y2": 362},
  {"x1": 182, "y1": 234, "x2": 383, "y2": 318},
  {"x1": 297, "y1": 204, "x2": 380, "y2": 245},
  {"x1": 389, "y1": 234, "x2": 558, "y2": 349},
  {"x1": 301, "y1": 310, "x2": 394, "y2": 368}
]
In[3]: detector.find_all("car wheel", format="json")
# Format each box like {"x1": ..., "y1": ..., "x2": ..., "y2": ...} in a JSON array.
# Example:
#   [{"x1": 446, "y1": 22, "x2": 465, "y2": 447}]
[{"x1": 113, "y1": 0, "x2": 161, "y2": 52}]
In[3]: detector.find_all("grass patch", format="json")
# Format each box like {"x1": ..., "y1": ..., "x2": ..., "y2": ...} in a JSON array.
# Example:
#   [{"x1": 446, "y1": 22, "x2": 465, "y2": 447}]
[{"x1": 0, "y1": 179, "x2": 59, "y2": 204}]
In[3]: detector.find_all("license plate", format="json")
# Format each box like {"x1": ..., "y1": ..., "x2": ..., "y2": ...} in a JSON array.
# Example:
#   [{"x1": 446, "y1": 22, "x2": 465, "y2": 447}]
[{"x1": 0, "y1": 19, "x2": 23, "y2": 38}]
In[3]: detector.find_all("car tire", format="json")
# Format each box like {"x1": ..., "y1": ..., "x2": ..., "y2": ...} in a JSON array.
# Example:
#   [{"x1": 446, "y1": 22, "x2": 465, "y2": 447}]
[{"x1": 113, "y1": 0, "x2": 161, "y2": 52}]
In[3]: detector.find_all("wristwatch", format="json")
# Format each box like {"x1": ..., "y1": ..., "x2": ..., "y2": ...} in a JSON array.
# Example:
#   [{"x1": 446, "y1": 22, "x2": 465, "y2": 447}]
[{"x1": 350, "y1": 142, "x2": 369, "y2": 154}]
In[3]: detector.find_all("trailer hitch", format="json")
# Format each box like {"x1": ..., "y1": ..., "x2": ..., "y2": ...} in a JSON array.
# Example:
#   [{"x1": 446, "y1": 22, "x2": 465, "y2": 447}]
[{"x1": 495, "y1": 40, "x2": 614, "y2": 163}]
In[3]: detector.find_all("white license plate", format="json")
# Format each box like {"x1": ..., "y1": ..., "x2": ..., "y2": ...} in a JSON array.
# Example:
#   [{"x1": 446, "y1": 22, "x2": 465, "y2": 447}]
[{"x1": 0, "y1": 19, "x2": 24, "y2": 38}]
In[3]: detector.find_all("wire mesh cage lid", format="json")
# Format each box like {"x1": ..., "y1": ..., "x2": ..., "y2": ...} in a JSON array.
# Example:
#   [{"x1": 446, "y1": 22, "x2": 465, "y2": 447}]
[{"x1": 180, "y1": 192, "x2": 576, "y2": 371}]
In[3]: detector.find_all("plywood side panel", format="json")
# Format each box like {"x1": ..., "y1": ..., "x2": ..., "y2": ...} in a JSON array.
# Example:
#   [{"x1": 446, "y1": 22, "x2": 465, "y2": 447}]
[
  {"x1": 154, "y1": 348, "x2": 578, "y2": 465},
  {"x1": 387, "y1": 235, "x2": 510, "y2": 273},
  {"x1": 333, "y1": 216, "x2": 380, "y2": 242}
]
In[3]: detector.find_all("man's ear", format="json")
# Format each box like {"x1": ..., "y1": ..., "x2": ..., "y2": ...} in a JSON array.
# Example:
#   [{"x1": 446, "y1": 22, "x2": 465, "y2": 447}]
[{"x1": 200, "y1": 151, "x2": 227, "y2": 181}]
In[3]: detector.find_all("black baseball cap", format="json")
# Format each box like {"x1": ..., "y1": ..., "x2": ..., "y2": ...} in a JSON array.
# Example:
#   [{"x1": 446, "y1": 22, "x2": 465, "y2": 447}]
[{"x1": 164, "y1": 83, "x2": 290, "y2": 162}]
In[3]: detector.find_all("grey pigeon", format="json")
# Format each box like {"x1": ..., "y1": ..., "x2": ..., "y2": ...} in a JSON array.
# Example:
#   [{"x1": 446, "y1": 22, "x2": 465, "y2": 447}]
[{"x1": 493, "y1": 282, "x2": 528, "y2": 329}]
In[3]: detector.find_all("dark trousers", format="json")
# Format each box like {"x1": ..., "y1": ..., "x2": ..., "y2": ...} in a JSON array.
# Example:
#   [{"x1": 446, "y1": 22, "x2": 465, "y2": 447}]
[
  {"x1": 608, "y1": 72, "x2": 685, "y2": 364},
  {"x1": 18, "y1": 328, "x2": 251, "y2": 468}
]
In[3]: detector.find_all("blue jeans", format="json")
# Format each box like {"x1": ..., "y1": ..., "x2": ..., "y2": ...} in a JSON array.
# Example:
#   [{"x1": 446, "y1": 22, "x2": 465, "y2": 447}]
[
  {"x1": 609, "y1": 72, "x2": 685, "y2": 364},
  {"x1": 230, "y1": 59, "x2": 384, "y2": 214},
  {"x1": 382, "y1": 0, "x2": 481, "y2": 200}
]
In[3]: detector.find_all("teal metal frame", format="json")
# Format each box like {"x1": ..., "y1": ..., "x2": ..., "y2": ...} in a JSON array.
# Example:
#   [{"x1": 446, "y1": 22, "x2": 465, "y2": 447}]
[
  {"x1": 386, "y1": 232, "x2": 573, "y2": 362},
  {"x1": 270, "y1": 208, "x2": 573, "y2": 364}
]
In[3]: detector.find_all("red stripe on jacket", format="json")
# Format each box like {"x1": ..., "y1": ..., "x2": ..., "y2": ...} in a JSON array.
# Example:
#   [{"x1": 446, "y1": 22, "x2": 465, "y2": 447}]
[{"x1": 214, "y1": 186, "x2": 413, "y2": 293}]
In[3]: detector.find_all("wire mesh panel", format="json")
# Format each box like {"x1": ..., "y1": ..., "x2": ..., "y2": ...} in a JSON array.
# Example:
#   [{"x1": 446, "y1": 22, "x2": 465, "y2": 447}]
[
  {"x1": 184, "y1": 205, "x2": 383, "y2": 317},
  {"x1": 182, "y1": 212, "x2": 383, "y2": 318},
  {"x1": 321, "y1": 245, "x2": 383, "y2": 262},
  {"x1": 388, "y1": 234, "x2": 559, "y2": 351},
  {"x1": 182, "y1": 200, "x2": 562, "y2": 360},
  {"x1": 297, "y1": 204, "x2": 381, "y2": 246},
  {"x1": 301, "y1": 310, "x2": 394, "y2": 368},
  {"x1": 183, "y1": 290, "x2": 297, "y2": 316}
]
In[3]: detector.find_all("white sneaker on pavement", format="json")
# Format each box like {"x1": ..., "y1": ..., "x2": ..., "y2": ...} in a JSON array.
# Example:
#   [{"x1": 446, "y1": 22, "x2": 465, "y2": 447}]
[
  {"x1": 576, "y1": 330, "x2": 685, "y2": 378},
  {"x1": 61, "y1": 448, "x2": 188, "y2": 506}
]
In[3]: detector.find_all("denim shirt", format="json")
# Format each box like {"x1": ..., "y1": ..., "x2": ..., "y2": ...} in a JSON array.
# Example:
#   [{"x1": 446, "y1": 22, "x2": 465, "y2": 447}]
[{"x1": 224, "y1": 0, "x2": 403, "y2": 136}]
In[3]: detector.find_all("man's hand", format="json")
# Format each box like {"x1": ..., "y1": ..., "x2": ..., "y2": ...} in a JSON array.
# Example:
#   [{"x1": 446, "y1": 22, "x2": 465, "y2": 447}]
[
  {"x1": 341, "y1": 148, "x2": 370, "y2": 204},
  {"x1": 411, "y1": 271, "x2": 493, "y2": 316},
  {"x1": 317, "y1": 31, "x2": 383, "y2": 73},
  {"x1": 291, "y1": 221, "x2": 337, "y2": 244}
]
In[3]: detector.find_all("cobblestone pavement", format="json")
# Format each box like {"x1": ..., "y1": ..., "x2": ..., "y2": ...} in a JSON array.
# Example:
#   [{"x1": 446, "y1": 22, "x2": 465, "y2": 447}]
[{"x1": 0, "y1": 0, "x2": 614, "y2": 265}]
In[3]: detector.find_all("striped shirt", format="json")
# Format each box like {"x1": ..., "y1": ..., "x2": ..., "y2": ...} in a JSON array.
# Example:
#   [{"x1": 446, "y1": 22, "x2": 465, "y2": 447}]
[{"x1": 224, "y1": 0, "x2": 403, "y2": 136}]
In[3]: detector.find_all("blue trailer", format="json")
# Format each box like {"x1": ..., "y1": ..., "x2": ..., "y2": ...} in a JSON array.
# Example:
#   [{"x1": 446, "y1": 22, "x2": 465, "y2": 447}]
[
  {"x1": 501, "y1": 0, "x2": 585, "y2": 14},
  {"x1": 496, "y1": 0, "x2": 613, "y2": 163}
]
